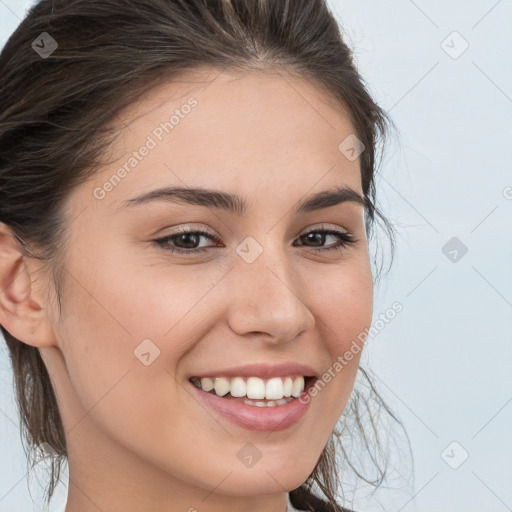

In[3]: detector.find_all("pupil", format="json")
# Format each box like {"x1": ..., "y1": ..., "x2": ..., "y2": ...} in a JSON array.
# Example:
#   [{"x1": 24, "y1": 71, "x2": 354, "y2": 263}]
[
  {"x1": 178, "y1": 233, "x2": 198, "y2": 248},
  {"x1": 305, "y1": 232, "x2": 323, "y2": 246}
]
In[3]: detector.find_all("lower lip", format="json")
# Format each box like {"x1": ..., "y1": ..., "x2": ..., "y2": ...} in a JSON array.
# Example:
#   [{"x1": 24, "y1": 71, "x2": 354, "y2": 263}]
[{"x1": 188, "y1": 379, "x2": 314, "y2": 432}]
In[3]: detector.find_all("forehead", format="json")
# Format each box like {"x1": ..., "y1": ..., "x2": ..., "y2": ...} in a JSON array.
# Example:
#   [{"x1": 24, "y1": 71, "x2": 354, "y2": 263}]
[
  {"x1": 78, "y1": 67, "x2": 363, "y2": 215},
  {"x1": 120, "y1": 66, "x2": 351, "y2": 129}
]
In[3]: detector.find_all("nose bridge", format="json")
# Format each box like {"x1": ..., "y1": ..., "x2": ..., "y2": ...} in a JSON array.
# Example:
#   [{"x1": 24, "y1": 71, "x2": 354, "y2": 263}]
[{"x1": 227, "y1": 234, "x2": 315, "y2": 341}]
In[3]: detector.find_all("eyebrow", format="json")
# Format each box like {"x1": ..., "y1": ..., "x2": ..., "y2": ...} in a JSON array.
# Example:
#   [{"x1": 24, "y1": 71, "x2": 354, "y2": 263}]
[{"x1": 118, "y1": 185, "x2": 368, "y2": 215}]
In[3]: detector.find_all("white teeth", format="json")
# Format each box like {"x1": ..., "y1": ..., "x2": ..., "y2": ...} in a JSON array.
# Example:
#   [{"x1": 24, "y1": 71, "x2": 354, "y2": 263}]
[
  {"x1": 192, "y1": 375, "x2": 308, "y2": 401},
  {"x1": 200, "y1": 377, "x2": 214, "y2": 392},
  {"x1": 265, "y1": 377, "x2": 284, "y2": 400},
  {"x1": 283, "y1": 377, "x2": 293, "y2": 397},
  {"x1": 243, "y1": 396, "x2": 295, "y2": 407},
  {"x1": 246, "y1": 377, "x2": 266, "y2": 399},
  {"x1": 291, "y1": 376, "x2": 304, "y2": 398},
  {"x1": 213, "y1": 377, "x2": 230, "y2": 397},
  {"x1": 230, "y1": 377, "x2": 247, "y2": 397}
]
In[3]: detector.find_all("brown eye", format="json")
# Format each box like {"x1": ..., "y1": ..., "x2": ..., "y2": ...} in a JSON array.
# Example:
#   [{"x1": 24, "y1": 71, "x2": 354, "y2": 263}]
[
  {"x1": 154, "y1": 228, "x2": 220, "y2": 255},
  {"x1": 294, "y1": 228, "x2": 356, "y2": 252}
]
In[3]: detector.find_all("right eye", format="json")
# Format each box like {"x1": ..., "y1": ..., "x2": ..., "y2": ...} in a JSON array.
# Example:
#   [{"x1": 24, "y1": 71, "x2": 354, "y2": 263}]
[{"x1": 153, "y1": 227, "x2": 222, "y2": 255}]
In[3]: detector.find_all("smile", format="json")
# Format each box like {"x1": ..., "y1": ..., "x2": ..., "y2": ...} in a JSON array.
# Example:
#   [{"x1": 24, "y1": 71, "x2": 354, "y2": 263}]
[{"x1": 189, "y1": 375, "x2": 312, "y2": 407}]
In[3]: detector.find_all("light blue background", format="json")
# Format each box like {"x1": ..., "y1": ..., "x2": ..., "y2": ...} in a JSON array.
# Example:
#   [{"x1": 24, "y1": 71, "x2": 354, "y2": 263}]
[{"x1": 1, "y1": 1, "x2": 511, "y2": 511}]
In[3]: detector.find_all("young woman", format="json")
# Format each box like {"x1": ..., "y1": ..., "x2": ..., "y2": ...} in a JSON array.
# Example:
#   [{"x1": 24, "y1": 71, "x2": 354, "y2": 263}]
[{"x1": 0, "y1": 1, "x2": 406, "y2": 511}]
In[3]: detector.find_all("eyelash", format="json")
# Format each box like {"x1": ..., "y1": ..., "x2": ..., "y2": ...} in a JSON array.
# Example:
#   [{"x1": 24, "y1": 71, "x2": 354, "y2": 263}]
[{"x1": 153, "y1": 226, "x2": 357, "y2": 255}]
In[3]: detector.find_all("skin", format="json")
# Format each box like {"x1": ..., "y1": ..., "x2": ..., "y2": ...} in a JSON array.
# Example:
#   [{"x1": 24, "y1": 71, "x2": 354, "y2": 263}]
[{"x1": 0, "y1": 68, "x2": 373, "y2": 512}]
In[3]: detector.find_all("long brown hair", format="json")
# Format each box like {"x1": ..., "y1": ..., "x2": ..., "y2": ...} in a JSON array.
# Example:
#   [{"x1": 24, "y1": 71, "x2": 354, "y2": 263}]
[{"x1": 0, "y1": 1, "x2": 410, "y2": 510}]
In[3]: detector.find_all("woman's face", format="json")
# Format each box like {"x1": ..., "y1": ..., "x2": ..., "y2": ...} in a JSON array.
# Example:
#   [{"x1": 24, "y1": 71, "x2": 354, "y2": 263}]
[{"x1": 38, "y1": 68, "x2": 373, "y2": 510}]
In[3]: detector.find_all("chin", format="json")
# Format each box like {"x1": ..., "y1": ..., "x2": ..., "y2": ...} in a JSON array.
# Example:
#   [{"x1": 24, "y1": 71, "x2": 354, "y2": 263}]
[{"x1": 212, "y1": 456, "x2": 316, "y2": 497}]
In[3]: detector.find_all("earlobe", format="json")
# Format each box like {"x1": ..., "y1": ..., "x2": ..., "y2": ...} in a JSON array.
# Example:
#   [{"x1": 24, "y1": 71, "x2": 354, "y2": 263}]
[{"x1": 0, "y1": 222, "x2": 57, "y2": 348}]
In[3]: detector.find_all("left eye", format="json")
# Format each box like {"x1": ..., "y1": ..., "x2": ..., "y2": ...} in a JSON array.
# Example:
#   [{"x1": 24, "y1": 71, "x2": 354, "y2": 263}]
[
  {"x1": 153, "y1": 227, "x2": 357, "y2": 255},
  {"x1": 294, "y1": 228, "x2": 356, "y2": 253}
]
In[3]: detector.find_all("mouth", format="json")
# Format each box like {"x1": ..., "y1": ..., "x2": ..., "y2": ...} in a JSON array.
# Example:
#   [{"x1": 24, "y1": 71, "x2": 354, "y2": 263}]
[
  {"x1": 189, "y1": 375, "x2": 317, "y2": 408},
  {"x1": 185, "y1": 362, "x2": 319, "y2": 430}
]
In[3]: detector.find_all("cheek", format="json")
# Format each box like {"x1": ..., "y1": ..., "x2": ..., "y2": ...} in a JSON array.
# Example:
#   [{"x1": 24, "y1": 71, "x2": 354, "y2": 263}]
[
  {"x1": 308, "y1": 260, "x2": 373, "y2": 352},
  {"x1": 304, "y1": 262, "x2": 372, "y2": 417},
  {"x1": 56, "y1": 245, "x2": 232, "y2": 414},
  {"x1": 54, "y1": 252, "x2": 198, "y2": 421},
  {"x1": 66, "y1": 256, "x2": 219, "y2": 356},
  {"x1": 54, "y1": 261, "x2": 213, "y2": 476}
]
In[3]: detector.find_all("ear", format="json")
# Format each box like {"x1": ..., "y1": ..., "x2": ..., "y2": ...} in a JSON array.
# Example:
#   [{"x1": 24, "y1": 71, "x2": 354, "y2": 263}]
[{"x1": 0, "y1": 222, "x2": 57, "y2": 348}]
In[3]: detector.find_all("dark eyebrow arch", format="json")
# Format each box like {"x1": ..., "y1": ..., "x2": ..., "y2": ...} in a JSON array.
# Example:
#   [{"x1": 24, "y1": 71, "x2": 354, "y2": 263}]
[{"x1": 117, "y1": 185, "x2": 367, "y2": 215}]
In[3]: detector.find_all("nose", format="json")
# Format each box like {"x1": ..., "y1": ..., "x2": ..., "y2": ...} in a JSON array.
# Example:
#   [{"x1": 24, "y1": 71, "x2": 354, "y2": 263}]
[{"x1": 226, "y1": 244, "x2": 316, "y2": 345}]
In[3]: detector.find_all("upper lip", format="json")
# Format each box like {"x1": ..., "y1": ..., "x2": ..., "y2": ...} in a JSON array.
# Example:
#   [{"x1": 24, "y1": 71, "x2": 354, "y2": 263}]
[{"x1": 189, "y1": 362, "x2": 318, "y2": 379}]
